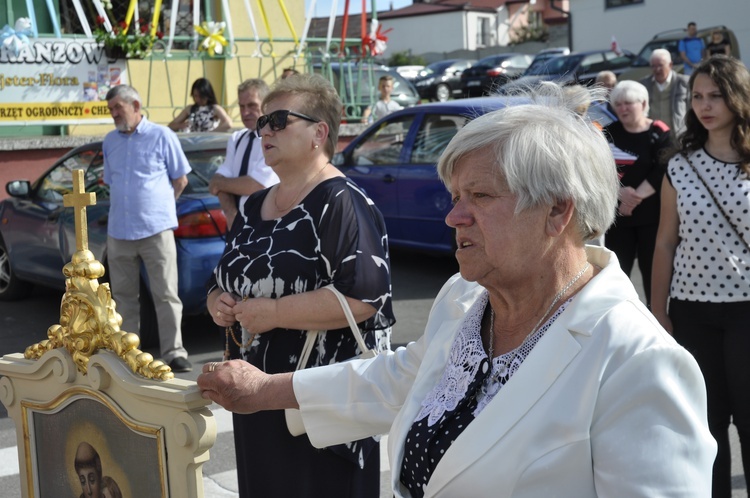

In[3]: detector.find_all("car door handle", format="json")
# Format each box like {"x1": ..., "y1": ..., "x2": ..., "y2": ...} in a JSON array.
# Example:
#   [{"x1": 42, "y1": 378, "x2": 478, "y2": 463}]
[{"x1": 383, "y1": 175, "x2": 396, "y2": 184}]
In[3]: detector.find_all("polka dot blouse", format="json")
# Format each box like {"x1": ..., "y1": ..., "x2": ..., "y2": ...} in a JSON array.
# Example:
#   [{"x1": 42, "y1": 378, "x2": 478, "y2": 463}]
[
  {"x1": 399, "y1": 291, "x2": 570, "y2": 497},
  {"x1": 667, "y1": 149, "x2": 750, "y2": 302}
]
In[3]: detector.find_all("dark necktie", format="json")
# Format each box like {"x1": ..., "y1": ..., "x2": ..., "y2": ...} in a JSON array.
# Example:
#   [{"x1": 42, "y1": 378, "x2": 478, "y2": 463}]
[
  {"x1": 239, "y1": 130, "x2": 255, "y2": 178},
  {"x1": 235, "y1": 131, "x2": 255, "y2": 209}
]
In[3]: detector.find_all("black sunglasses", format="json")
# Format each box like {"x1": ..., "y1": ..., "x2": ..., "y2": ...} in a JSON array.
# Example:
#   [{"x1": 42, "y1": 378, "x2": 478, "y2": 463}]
[{"x1": 256, "y1": 109, "x2": 320, "y2": 134}]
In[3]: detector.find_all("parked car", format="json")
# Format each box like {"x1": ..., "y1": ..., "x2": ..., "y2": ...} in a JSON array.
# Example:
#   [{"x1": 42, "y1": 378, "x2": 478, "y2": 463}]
[
  {"x1": 525, "y1": 47, "x2": 571, "y2": 75},
  {"x1": 313, "y1": 62, "x2": 420, "y2": 122},
  {"x1": 413, "y1": 58, "x2": 475, "y2": 102},
  {"x1": 0, "y1": 133, "x2": 230, "y2": 344},
  {"x1": 460, "y1": 53, "x2": 533, "y2": 97},
  {"x1": 394, "y1": 65, "x2": 425, "y2": 81},
  {"x1": 501, "y1": 49, "x2": 635, "y2": 92},
  {"x1": 618, "y1": 25, "x2": 740, "y2": 81},
  {"x1": 332, "y1": 97, "x2": 524, "y2": 254}
]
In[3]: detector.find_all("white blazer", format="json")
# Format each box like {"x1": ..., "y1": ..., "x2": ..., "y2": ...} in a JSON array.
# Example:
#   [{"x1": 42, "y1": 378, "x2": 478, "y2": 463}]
[{"x1": 294, "y1": 246, "x2": 716, "y2": 497}]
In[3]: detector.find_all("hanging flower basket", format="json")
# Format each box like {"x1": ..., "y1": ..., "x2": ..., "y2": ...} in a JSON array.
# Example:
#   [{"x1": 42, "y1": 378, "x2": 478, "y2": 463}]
[
  {"x1": 95, "y1": 17, "x2": 163, "y2": 60},
  {"x1": 104, "y1": 45, "x2": 128, "y2": 60}
]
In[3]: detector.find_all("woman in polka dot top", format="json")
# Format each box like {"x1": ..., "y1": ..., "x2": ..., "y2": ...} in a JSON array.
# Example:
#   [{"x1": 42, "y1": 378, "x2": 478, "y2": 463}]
[{"x1": 652, "y1": 55, "x2": 750, "y2": 498}]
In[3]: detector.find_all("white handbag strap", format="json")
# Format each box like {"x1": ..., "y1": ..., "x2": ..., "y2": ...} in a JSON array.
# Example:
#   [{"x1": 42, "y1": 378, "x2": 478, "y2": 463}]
[{"x1": 294, "y1": 284, "x2": 374, "y2": 370}]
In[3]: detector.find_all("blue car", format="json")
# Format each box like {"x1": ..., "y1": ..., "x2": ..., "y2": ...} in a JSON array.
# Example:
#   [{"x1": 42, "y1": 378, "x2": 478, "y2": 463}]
[
  {"x1": 0, "y1": 133, "x2": 229, "y2": 342},
  {"x1": 332, "y1": 97, "x2": 521, "y2": 255}
]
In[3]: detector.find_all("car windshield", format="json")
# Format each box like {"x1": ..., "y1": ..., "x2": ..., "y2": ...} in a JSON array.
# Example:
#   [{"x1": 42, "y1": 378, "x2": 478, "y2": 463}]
[
  {"x1": 184, "y1": 149, "x2": 226, "y2": 194},
  {"x1": 525, "y1": 54, "x2": 582, "y2": 75},
  {"x1": 477, "y1": 55, "x2": 512, "y2": 67},
  {"x1": 633, "y1": 40, "x2": 682, "y2": 67},
  {"x1": 420, "y1": 61, "x2": 453, "y2": 77},
  {"x1": 34, "y1": 144, "x2": 226, "y2": 201}
]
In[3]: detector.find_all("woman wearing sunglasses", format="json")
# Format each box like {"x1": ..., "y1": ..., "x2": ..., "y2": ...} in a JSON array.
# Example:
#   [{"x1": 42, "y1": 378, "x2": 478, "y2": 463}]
[{"x1": 205, "y1": 73, "x2": 395, "y2": 497}]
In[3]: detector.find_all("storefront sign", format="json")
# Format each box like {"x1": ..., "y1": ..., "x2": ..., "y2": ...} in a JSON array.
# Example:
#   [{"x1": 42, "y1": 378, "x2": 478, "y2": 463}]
[{"x1": 0, "y1": 38, "x2": 129, "y2": 126}]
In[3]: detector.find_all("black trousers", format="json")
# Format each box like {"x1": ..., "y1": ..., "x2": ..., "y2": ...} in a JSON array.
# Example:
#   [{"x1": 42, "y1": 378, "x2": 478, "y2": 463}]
[
  {"x1": 670, "y1": 299, "x2": 750, "y2": 498},
  {"x1": 604, "y1": 222, "x2": 658, "y2": 306}
]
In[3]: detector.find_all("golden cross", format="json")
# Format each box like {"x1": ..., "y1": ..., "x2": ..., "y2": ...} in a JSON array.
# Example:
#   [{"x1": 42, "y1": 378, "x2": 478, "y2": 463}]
[{"x1": 63, "y1": 169, "x2": 96, "y2": 252}]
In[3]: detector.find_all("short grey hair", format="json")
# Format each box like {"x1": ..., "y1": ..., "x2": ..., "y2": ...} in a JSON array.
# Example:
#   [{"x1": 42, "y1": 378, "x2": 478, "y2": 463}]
[
  {"x1": 595, "y1": 70, "x2": 617, "y2": 87},
  {"x1": 237, "y1": 78, "x2": 270, "y2": 99},
  {"x1": 610, "y1": 80, "x2": 650, "y2": 116},
  {"x1": 105, "y1": 84, "x2": 141, "y2": 104},
  {"x1": 437, "y1": 82, "x2": 618, "y2": 241},
  {"x1": 650, "y1": 48, "x2": 672, "y2": 64}
]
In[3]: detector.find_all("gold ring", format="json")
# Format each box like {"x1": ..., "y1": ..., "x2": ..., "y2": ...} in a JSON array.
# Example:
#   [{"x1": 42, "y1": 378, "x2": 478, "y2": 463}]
[{"x1": 207, "y1": 362, "x2": 217, "y2": 372}]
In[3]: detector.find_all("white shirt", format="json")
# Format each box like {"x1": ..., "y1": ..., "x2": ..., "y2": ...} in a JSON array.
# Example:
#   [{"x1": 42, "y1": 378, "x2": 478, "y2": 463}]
[
  {"x1": 216, "y1": 129, "x2": 279, "y2": 211},
  {"x1": 654, "y1": 70, "x2": 674, "y2": 92},
  {"x1": 371, "y1": 99, "x2": 403, "y2": 122}
]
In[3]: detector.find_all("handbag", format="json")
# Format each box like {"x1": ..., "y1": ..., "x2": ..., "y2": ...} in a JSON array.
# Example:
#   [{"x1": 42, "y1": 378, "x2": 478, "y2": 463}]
[
  {"x1": 285, "y1": 284, "x2": 378, "y2": 437},
  {"x1": 682, "y1": 153, "x2": 750, "y2": 252}
]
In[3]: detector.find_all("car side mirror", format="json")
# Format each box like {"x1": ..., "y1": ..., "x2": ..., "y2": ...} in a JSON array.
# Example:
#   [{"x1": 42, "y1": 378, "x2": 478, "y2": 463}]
[{"x1": 6, "y1": 180, "x2": 30, "y2": 198}]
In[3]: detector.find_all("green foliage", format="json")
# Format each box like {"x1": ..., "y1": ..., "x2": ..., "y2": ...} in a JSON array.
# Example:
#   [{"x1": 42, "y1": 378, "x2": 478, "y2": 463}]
[
  {"x1": 388, "y1": 51, "x2": 427, "y2": 67},
  {"x1": 509, "y1": 24, "x2": 550, "y2": 45},
  {"x1": 93, "y1": 16, "x2": 164, "y2": 59}
]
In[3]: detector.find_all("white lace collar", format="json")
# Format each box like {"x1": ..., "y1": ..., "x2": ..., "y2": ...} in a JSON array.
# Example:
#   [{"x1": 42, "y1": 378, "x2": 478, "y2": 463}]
[{"x1": 415, "y1": 290, "x2": 569, "y2": 426}]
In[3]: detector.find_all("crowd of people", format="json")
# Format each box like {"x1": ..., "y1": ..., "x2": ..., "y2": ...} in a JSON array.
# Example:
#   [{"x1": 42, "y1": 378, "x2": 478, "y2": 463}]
[{"x1": 98, "y1": 44, "x2": 748, "y2": 497}]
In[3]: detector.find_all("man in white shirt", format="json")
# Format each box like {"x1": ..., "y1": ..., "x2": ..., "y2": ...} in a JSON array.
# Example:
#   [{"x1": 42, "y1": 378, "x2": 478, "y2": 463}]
[
  {"x1": 639, "y1": 49, "x2": 689, "y2": 138},
  {"x1": 209, "y1": 79, "x2": 279, "y2": 228}
]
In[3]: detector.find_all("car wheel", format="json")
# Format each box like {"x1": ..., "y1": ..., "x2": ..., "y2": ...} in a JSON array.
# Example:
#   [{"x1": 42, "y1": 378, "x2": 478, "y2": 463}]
[
  {"x1": 435, "y1": 84, "x2": 451, "y2": 102},
  {"x1": 0, "y1": 236, "x2": 32, "y2": 301}
]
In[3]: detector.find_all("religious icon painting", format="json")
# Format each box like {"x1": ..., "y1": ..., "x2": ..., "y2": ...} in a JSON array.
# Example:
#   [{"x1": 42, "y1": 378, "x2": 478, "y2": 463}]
[{"x1": 22, "y1": 387, "x2": 167, "y2": 497}]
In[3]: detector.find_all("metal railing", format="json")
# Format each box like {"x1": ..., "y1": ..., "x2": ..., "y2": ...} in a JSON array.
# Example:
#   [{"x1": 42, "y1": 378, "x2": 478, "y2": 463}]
[{"x1": 123, "y1": 36, "x2": 382, "y2": 123}]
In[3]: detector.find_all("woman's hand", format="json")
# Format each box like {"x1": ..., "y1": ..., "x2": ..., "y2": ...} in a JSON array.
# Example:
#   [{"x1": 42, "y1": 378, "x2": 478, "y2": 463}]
[
  {"x1": 618, "y1": 186, "x2": 643, "y2": 216},
  {"x1": 197, "y1": 360, "x2": 297, "y2": 413},
  {"x1": 168, "y1": 105, "x2": 191, "y2": 132},
  {"x1": 652, "y1": 310, "x2": 673, "y2": 335},
  {"x1": 233, "y1": 297, "x2": 278, "y2": 334},
  {"x1": 210, "y1": 291, "x2": 240, "y2": 327},
  {"x1": 226, "y1": 289, "x2": 376, "y2": 335}
]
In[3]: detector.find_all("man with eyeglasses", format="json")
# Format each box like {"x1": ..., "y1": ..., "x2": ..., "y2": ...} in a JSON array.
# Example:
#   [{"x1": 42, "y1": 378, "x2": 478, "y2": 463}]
[
  {"x1": 209, "y1": 79, "x2": 279, "y2": 229},
  {"x1": 639, "y1": 48, "x2": 689, "y2": 138}
]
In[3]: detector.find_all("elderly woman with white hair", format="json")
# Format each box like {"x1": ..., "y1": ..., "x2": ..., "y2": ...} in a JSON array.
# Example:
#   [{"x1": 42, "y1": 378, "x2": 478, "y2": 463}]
[
  {"x1": 198, "y1": 83, "x2": 715, "y2": 497},
  {"x1": 604, "y1": 79, "x2": 672, "y2": 306}
]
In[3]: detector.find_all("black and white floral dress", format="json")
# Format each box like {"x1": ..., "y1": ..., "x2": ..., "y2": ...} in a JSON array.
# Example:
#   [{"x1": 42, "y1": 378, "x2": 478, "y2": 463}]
[
  {"x1": 210, "y1": 176, "x2": 395, "y2": 498},
  {"x1": 188, "y1": 104, "x2": 219, "y2": 132}
]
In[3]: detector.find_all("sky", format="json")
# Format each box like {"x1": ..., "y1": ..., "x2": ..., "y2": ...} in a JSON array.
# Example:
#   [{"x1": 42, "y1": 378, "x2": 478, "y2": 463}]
[{"x1": 305, "y1": 0, "x2": 413, "y2": 18}]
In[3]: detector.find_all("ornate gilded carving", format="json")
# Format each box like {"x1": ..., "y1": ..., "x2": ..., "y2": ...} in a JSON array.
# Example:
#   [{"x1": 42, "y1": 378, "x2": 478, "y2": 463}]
[{"x1": 23, "y1": 169, "x2": 174, "y2": 380}]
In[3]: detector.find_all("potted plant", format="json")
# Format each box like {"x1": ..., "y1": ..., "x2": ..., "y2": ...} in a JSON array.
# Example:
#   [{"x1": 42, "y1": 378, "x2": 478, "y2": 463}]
[{"x1": 94, "y1": 16, "x2": 163, "y2": 59}]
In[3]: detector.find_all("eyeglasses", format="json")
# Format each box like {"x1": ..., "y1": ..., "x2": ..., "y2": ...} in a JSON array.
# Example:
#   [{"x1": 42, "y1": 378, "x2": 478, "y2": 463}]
[{"x1": 256, "y1": 109, "x2": 320, "y2": 134}]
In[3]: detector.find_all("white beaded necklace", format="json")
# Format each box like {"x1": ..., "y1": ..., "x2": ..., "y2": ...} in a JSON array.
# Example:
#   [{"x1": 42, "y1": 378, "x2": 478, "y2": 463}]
[{"x1": 483, "y1": 263, "x2": 590, "y2": 390}]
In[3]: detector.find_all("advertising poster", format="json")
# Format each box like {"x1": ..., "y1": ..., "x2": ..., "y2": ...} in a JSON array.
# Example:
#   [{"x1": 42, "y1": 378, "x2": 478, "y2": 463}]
[{"x1": 0, "y1": 39, "x2": 129, "y2": 126}]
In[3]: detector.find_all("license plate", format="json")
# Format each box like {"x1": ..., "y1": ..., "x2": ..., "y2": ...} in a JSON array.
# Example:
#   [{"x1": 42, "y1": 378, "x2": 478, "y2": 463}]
[{"x1": 467, "y1": 81, "x2": 481, "y2": 87}]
